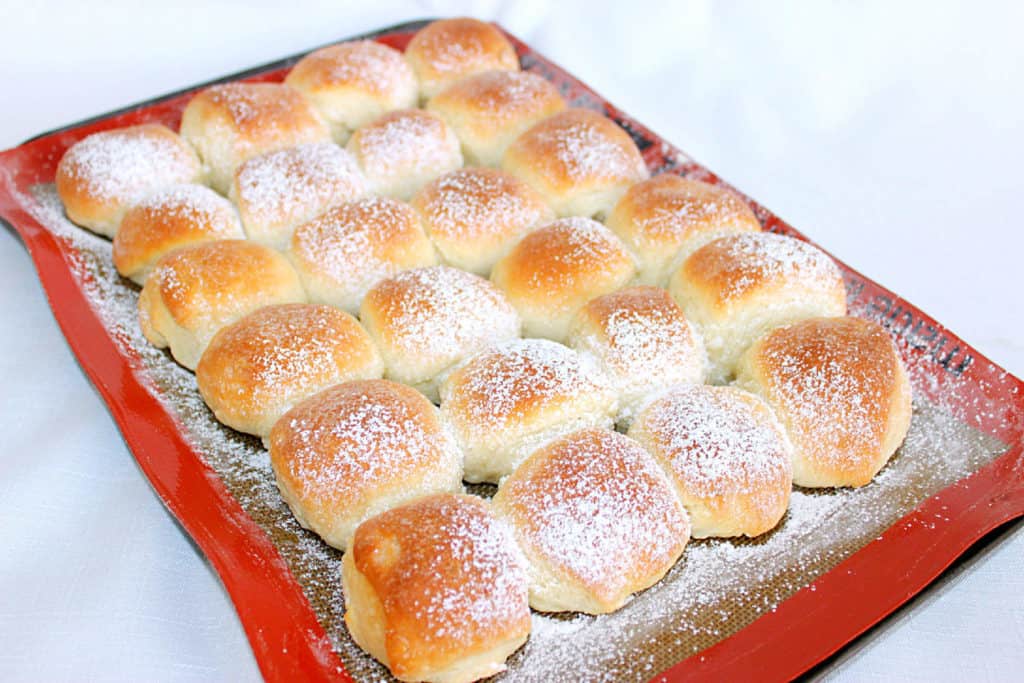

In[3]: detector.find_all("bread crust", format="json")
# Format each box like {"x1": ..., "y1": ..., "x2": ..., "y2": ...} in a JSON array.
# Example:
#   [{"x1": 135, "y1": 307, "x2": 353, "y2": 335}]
[
  {"x1": 138, "y1": 239, "x2": 306, "y2": 369},
  {"x1": 490, "y1": 217, "x2": 637, "y2": 341},
  {"x1": 112, "y1": 183, "x2": 243, "y2": 285},
  {"x1": 343, "y1": 493, "x2": 531, "y2": 683},
  {"x1": 492, "y1": 427, "x2": 690, "y2": 614},
  {"x1": 179, "y1": 82, "x2": 330, "y2": 193},
  {"x1": 428, "y1": 70, "x2": 566, "y2": 166},
  {"x1": 195, "y1": 303, "x2": 383, "y2": 438},
  {"x1": 606, "y1": 175, "x2": 762, "y2": 286},
  {"x1": 405, "y1": 18, "x2": 520, "y2": 100},
  {"x1": 56, "y1": 123, "x2": 201, "y2": 238},
  {"x1": 501, "y1": 108, "x2": 649, "y2": 218},
  {"x1": 285, "y1": 40, "x2": 419, "y2": 143},
  {"x1": 735, "y1": 316, "x2": 912, "y2": 488},
  {"x1": 268, "y1": 380, "x2": 464, "y2": 550}
]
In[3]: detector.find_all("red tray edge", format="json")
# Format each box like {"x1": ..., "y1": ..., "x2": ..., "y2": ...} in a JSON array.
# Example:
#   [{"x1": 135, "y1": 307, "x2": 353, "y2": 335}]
[{"x1": 1, "y1": 18, "x2": 1022, "y2": 683}]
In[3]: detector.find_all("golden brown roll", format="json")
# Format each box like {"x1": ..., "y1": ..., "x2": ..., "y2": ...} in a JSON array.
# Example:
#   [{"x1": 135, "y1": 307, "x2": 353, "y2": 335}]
[
  {"x1": 566, "y1": 286, "x2": 705, "y2": 425},
  {"x1": 410, "y1": 167, "x2": 554, "y2": 275},
  {"x1": 269, "y1": 380, "x2": 464, "y2": 551},
  {"x1": 427, "y1": 70, "x2": 566, "y2": 166},
  {"x1": 112, "y1": 183, "x2": 243, "y2": 285},
  {"x1": 359, "y1": 266, "x2": 521, "y2": 402},
  {"x1": 267, "y1": 382, "x2": 463, "y2": 553},
  {"x1": 404, "y1": 18, "x2": 520, "y2": 100},
  {"x1": 342, "y1": 493, "x2": 530, "y2": 683},
  {"x1": 195, "y1": 304, "x2": 384, "y2": 439},
  {"x1": 501, "y1": 108, "x2": 650, "y2": 218},
  {"x1": 287, "y1": 197, "x2": 437, "y2": 314},
  {"x1": 439, "y1": 339, "x2": 616, "y2": 484},
  {"x1": 284, "y1": 40, "x2": 418, "y2": 143},
  {"x1": 492, "y1": 427, "x2": 689, "y2": 614},
  {"x1": 230, "y1": 142, "x2": 367, "y2": 250},
  {"x1": 490, "y1": 217, "x2": 637, "y2": 342},
  {"x1": 56, "y1": 124, "x2": 202, "y2": 238},
  {"x1": 735, "y1": 316, "x2": 912, "y2": 488},
  {"x1": 628, "y1": 385, "x2": 793, "y2": 539},
  {"x1": 606, "y1": 174, "x2": 763, "y2": 286},
  {"x1": 179, "y1": 82, "x2": 330, "y2": 193},
  {"x1": 138, "y1": 240, "x2": 306, "y2": 370},
  {"x1": 346, "y1": 109, "x2": 463, "y2": 200},
  {"x1": 668, "y1": 232, "x2": 847, "y2": 383}
]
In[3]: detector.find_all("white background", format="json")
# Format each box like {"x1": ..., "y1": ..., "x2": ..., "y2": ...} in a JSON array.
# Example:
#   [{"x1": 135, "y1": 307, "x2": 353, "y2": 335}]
[{"x1": 1, "y1": 1, "x2": 1022, "y2": 680}]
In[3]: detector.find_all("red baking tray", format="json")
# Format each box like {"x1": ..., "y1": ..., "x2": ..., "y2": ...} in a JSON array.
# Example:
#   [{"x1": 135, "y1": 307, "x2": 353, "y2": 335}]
[{"x1": 1, "y1": 19, "x2": 1022, "y2": 682}]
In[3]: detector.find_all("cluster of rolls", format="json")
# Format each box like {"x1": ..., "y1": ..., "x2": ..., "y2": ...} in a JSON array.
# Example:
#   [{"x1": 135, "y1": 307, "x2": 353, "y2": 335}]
[{"x1": 55, "y1": 18, "x2": 913, "y2": 683}]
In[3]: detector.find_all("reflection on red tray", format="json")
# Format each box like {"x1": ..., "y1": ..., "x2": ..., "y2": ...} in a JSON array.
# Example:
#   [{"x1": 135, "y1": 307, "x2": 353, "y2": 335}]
[{"x1": 0, "y1": 19, "x2": 1021, "y2": 683}]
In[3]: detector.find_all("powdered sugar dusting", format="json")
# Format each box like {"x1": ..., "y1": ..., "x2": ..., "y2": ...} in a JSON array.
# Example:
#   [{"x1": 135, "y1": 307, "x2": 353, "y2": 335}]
[
  {"x1": 498, "y1": 428, "x2": 688, "y2": 601},
  {"x1": 633, "y1": 385, "x2": 791, "y2": 499},
  {"x1": 435, "y1": 70, "x2": 561, "y2": 123},
  {"x1": 416, "y1": 168, "x2": 548, "y2": 246},
  {"x1": 688, "y1": 232, "x2": 843, "y2": 304},
  {"x1": 293, "y1": 40, "x2": 413, "y2": 95},
  {"x1": 234, "y1": 142, "x2": 366, "y2": 242},
  {"x1": 271, "y1": 382, "x2": 449, "y2": 499},
  {"x1": 443, "y1": 338, "x2": 612, "y2": 434},
  {"x1": 365, "y1": 265, "x2": 520, "y2": 383},
  {"x1": 350, "y1": 110, "x2": 459, "y2": 183},
  {"x1": 356, "y1": 495, "x2": 529, "y2": 648},
  {"x1": 57, "y1": 125, "x2": 197, "y2": 204},
  {"x1": 289, "y1": 196, "x2": 430, "y2": 311},
  {"x1": 517, "y1": 110, "x2": 645, "y2": 183},
  {"x1": 514, "y1": 217, "x2": 634, "y2": 290}
]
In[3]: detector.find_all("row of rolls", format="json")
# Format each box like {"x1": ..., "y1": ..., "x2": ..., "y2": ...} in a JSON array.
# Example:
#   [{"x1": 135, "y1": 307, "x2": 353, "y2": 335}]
[{"x1": 53, "y1": 18, "x2": 913, "y2": 683}]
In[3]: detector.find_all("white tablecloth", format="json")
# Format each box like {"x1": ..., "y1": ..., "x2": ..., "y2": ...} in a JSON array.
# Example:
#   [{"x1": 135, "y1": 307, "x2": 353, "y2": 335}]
[{"x1": 1, "y1": 2, "x2": 1022, "y2": 680}]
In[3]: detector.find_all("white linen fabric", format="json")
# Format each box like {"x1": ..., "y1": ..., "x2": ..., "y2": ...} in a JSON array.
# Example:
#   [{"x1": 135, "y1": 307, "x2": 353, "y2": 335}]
[{"x1": 0, "y1": 2, "x2": 1021, "y2": 681}]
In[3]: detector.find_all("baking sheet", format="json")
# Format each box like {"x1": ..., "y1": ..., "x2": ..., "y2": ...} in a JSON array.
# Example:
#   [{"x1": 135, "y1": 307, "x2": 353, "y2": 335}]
[{"x1": 1, "y1": 19, "x2": 1021, "y2": 682}]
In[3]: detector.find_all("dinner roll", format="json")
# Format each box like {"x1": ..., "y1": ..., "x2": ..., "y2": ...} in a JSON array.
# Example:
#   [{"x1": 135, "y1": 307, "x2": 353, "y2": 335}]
[
  {"x1": 343, "y1": 493, "x2": 530, "y2": 683},
  {"x1": 735, "y1": 316, "x2": 912, "y2": 488},
  {"x1": 628, "y1": 385, "x2": 793, "y2": 539},
  {"x1": 411, "y1": 167, "x2": 554, "y2": 275},
  {"x1": 439, "y1": 339, "x2": 616, "y2": 484},
  {"x1": 360, "y1": 266, "x2": 520, "y2": 403},
  {"x1": 230, "y1": 142, "x2": 367, "y2": 250},
  {"x1": 179, "y1": 82, "x2": 330, "y2": 193},
  {"x1": 56, "y1": 124, "x2": 202, "y2": 238},
  {"x1": 269, "y1": 380, "x2": 464, "y2": 550},
  {"x1": 405, "y1": 18, "x2": 520, "y2": 100},
  {"x1": 112, "y1": 183, "x2": 243, "y2": 285},
  {"x1": 284, "y1": 40, "x2": 418, "y2": 143},
  {"x1": 428, "y1": 70, "x2": 566, "y2": 166},
  {"x1": 138, "y1": 240, "x2": 305, "y2": 370},
  {"x1": 668, "y1": 232, "x2": 847, "y2": 383},
  {"x1": 501, "y1": 108, "x2": 649, "y2": 218},
  {"x1": 567, "y1": 286, "x2": 705, "y2": 426},
  {"x1": 287, "y1": 197, "x2": 437, "y2": 314},
  {"x1": 490, "y1": 217, "x2": 637, "y2": 342},
  {"x1": 196, "y1": 304, "x2": 383, "y2": 439},
  {"x1": 606, "y1": 175, "x2": 762, "y2": 286},
  {"x1": 492, "y1": 428, "x2": 689, "y2": 614},
  {"x1": 346, "y1": 109, "x2": 463, "y2": 200}
]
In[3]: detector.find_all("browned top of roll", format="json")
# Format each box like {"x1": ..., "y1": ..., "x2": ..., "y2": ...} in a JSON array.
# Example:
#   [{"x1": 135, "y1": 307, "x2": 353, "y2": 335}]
[
  {"x1": 676, "y1": 232, "x2": 846, "y2": 314},
  {"x1": 349, "y1": 493, "x2": 530, "y2": 678},
  {"x1": 405, "y1": 18, "x2": 520, "y2": 97},
  {"x1": 55, "y1": 124, "x2": 201, "y2": 231},
  {"x1": 494, "y1": 427, "x2": 689, "y2": 608},
  {"x1": 146, "y1": 239, "x2": 301, "y2": 330},
  {"x1": 285, "y1": 40, "x2": 414, "y2": 98},
  {"x1": 196, "y1": 304, "x2": 381, "y2": 431},
  {"x1": 502, "y1": 108, "x2": 649, "y2": 193},
  {"x1": 740, "y1": 316, "x2": 911, "y2": 484},
  {"x1": 607, "y1": 174, "x2": 761, "y2": 252}
]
